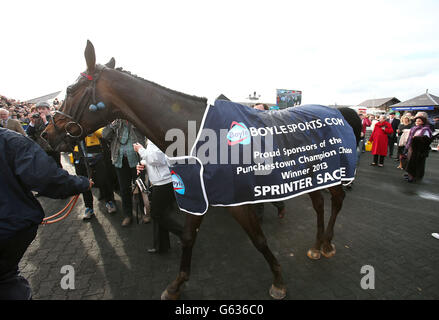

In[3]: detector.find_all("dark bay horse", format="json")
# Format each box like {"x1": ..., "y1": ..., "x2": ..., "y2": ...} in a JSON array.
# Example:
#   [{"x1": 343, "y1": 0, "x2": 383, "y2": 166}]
[{"x1": 43, "y1": 41, "x2": 361, "y2": 300}]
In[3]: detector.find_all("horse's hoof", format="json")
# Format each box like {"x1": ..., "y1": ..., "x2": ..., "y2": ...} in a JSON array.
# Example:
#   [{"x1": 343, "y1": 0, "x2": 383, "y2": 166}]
[
  {"x1": 321, "y1": 244, "x2": 336, "y2": 258},
  {"x1": 161, "y1": 289, "x2": 180, "y2": 300},
  {"x1": 269, "y1": 284, "x2": 286, "y2": 300},
  {"x1": 307, "y1": 249, "x2": 321, "y2": 260}
]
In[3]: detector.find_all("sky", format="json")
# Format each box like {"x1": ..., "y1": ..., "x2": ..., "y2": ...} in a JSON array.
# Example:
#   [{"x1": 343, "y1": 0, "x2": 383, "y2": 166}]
[{"x1": 1, "y1": 0, "x2": 439, "y2": 106}]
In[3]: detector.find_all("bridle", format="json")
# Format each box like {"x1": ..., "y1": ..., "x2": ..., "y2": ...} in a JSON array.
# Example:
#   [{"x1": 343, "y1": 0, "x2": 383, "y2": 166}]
[{"x1": 51, "y1": 65, "x2": 107, "y2": 140}]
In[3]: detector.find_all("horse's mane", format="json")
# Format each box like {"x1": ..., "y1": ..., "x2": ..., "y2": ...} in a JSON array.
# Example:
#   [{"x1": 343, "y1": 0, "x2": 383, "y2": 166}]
[{"x1": 115, "y1": 67, "x2": 208, "y2": 104}]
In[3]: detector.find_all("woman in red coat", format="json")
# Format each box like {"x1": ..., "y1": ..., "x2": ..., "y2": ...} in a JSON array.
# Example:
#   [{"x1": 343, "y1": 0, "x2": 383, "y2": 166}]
[{"x1": 368, "y1": 115, "x2": 393, "y2": 167}]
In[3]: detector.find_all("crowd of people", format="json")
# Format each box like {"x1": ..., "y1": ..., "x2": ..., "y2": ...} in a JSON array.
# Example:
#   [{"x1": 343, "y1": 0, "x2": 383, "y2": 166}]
[
  {"x1": 0, "y1": 95, "x2": 62, "y2": 132},
  {"x1": 359, "y1": 111, "x2": 438, "y2": 183}
]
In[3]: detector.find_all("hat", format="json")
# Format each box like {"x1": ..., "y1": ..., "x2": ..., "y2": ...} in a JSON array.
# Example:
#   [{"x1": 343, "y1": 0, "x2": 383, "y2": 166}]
[
  {"x1": 36, "y1": 101, "x2": 50, "y2": 109},
  {"x1": 414, "y1": 112, "x2": 427, "y2": 124},
  {"x1": 414, "y1": 111, "x2": 428, "y2": 118},
  {"x1": 389, "y1": 112, "x2": 395, "y2": 115}
]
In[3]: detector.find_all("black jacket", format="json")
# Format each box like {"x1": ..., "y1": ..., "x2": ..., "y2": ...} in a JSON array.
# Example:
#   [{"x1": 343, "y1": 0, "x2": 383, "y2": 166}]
[
  {"x1": 25, "y1": 116, "x2": 49, "y2": 141},
  {"x1": 0, "y1": 128, "x2": 90, "y2": 240},
  {"x1": 389, "y1": 118, "x2": 400, "y2": 140}
]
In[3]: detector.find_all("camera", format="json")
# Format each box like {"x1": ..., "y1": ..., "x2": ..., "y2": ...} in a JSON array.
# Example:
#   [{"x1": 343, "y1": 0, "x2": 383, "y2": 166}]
[{"x1": 31, "y1": 113, "x2": 40, "y2": 119}]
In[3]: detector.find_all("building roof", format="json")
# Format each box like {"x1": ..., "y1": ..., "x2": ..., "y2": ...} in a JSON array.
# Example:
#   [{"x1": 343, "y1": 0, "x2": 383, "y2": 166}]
[
  {"x1": 26, "y1": 91, "x2": 61, "y2": 104},
  {"x1": 357, "y1": 97, "x2": 400, "y2": 108},
  {"x1": 390, "y1": 91, "x2": 439, "y2": 107}
]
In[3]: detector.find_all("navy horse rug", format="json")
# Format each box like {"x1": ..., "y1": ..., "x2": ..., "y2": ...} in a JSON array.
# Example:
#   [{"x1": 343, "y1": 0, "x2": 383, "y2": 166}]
[{"x1": 168, "y1": 100, "x2": 357, "y2": 215}]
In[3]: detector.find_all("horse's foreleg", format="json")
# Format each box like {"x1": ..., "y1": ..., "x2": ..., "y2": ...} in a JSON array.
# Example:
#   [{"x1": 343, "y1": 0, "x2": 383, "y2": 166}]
[
  {"x1": 321, "y1": 185, "x2": 345, "y2": 258},
  {"x1": 161, "y1": 213, "x2": 204, "y2": 300},
  {"x1": 307, "y1": 191, "x2": 325, "y2": 260},
  {"x1": 228, "y1": 205, "x2": 286, "y2": 300}
]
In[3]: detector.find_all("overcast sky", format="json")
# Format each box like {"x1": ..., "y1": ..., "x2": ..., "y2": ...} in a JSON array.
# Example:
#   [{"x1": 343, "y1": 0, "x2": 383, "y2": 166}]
[{"x1": 1, "y1": 0, "x2": 439, "y2": 106}]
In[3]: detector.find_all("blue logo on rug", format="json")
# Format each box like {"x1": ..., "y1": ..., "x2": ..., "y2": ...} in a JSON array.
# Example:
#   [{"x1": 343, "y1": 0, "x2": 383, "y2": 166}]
[
  {"x1": 227, "y1": 121, "x2": 251, "y2": 146},
  {"x1": 171, "y1": 171, "x2": 185, "y2": 195}
]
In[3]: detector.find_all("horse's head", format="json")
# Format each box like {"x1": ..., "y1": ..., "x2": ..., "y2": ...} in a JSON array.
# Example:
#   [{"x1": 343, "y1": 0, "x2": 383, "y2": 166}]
[{"x1": 42, "y1": 40, "x2": 116, "y2": 152}]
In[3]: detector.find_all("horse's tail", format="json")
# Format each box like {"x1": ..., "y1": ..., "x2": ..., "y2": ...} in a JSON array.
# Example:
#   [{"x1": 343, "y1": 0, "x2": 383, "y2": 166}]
[{"x1": 337, "y1": 107, "x2": 362, "y2": 145}]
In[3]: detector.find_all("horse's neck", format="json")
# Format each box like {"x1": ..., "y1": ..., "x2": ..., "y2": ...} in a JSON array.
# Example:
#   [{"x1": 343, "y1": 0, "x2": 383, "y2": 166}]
[{"x1": 106, "y1": 70, "x2": 207, "y2": 153}]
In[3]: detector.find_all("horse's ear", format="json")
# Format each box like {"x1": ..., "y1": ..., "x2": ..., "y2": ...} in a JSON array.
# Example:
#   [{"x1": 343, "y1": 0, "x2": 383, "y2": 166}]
[
  {"x1": 84, "y1": 40, "x2": 96, "y2": 74},
  {"x1": 105, "y1": 57, "x2": 115, "y2": 69}
]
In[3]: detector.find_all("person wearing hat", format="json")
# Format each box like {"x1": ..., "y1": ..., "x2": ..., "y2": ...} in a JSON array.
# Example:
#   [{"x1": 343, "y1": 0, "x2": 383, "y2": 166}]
[
  {"x1": 402, "y1": 112, "x2": 433, "y2": 182},
  {"x1": 26, "y1": 101, "x2": 62, "y2": 168},
  {"x1": 387, "y1": 112, "x2": 400, "y2": 159},
  {"x1": 26, "y1": 102, "x2": 49, "y2": 140}
]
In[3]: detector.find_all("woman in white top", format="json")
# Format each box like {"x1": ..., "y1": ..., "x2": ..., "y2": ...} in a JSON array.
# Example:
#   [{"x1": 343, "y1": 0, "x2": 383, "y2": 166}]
[{"x1": 133, "y1": 141, "x2": 184, "y2": 253}]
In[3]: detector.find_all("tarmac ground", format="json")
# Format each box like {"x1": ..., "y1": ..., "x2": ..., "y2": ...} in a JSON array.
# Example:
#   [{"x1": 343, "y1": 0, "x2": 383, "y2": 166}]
[{"x1": 20, "y1": 150, "x2": 439, "y2": 300}]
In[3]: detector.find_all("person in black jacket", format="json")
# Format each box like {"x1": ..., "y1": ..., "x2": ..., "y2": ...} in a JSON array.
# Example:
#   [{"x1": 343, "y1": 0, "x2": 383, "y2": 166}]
[
  {"x1": 26, "y1": 102, "x2": 62, "y2": 168},
  {"x1": 387, "y1": 112, "x2": 400, "y2": 159},
  {"x1": 0, "y1": 127, "x2": 92, "y2": 300}
]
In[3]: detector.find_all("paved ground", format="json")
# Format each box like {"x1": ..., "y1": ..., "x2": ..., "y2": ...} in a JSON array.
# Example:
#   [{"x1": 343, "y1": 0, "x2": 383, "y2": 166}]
[{"x1": 20, "y1": 150, "x2": 439, "y2": 300}]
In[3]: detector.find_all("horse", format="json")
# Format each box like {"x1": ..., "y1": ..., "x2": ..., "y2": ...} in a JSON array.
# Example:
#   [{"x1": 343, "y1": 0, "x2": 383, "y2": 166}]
[{"x1": 42, "y1": 40, "x2": 361, "y2": 300}]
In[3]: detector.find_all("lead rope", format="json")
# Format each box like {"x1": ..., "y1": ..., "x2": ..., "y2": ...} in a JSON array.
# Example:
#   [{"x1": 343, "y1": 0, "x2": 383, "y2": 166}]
[{"x1": 41, "y1": 194, "x2": 80, "y2": 225}]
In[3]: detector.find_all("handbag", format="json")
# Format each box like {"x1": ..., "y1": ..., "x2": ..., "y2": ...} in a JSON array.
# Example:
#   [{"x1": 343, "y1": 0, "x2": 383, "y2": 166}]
[
  {"x1": 365, "y1": 140, "x2": 372, "y2": 152},
  {"x1": 399, "y1": 129, "x2": 410, "y2": 147},
  {"x1": 132, "y1": 177, "x2": 151, "y2": 224}
]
